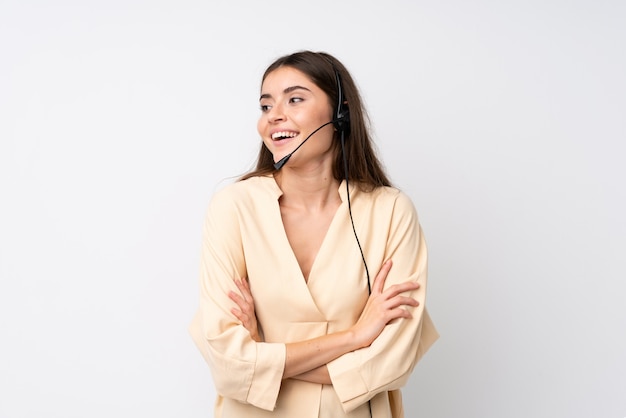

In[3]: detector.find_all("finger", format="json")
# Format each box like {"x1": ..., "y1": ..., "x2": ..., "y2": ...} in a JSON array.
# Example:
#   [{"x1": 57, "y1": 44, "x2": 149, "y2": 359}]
[
  {"x1": 232, "y1": 280, "x2": 248, "y2": 306},
  {"x1": 235, "y1": 278, "x2": 253, "y2": 304},
  {"x1": 228, "y1": 290, "x2": 248, "y2": 310},
  {"x1": 387, "y1": 304, "x2": 416, "y2": 319},
  {"x1": 383, "y1": 281, "x2": 420, "y2": 298},
  {"x1": 391, "y1": 307, "x2": 413, "y2": 320},
  {"x1": 228, "y1": 290, "x2": 240, "y2": 304},
  {"x1": 233, "y1": 278, "x2": 245, "y2": 295},
  {"x1": 372, "y1": 260, "x2": 393, "y2": 294},
  {"x1": 386, "y1": 295, "x2": 419, "y2": 309},
  {"x1": 232, "y1": 307, "x2": 253, "y2": 325},
  {"x1": 231, "y1": 307, "x2": 244, "y2": 322}
]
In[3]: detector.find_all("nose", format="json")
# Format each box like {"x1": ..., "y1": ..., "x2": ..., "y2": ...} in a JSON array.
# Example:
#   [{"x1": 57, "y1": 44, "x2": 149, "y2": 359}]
[{"x1": 267, "y1": 103, "x2": 285, "y2": 124}]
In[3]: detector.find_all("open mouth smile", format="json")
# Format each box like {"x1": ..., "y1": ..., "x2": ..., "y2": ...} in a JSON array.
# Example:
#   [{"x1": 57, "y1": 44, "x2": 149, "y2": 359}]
[{"x1": 271, "y1": 131, "x2": 299, "y2": 141}]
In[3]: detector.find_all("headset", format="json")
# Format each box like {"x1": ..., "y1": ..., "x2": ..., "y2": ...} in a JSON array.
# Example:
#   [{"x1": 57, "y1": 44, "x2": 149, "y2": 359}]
[{"x1": 332, "y1": 67, "x2": 351, "y2": 136}]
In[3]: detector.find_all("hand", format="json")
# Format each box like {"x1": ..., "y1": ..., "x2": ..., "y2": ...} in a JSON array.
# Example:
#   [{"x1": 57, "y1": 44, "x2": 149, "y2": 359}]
[
  {"x1": 350, "y1": 260, "x2": 420, "y2": 349},
  {"x1": 228, "y1": 278, "x2": 261, "y2": 342}
]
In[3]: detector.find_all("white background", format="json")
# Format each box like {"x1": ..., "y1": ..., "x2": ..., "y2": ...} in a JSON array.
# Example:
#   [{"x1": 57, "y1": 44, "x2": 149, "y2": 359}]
[{"x1": 1, "y1": 1, "x2": 625, "y2": 417}]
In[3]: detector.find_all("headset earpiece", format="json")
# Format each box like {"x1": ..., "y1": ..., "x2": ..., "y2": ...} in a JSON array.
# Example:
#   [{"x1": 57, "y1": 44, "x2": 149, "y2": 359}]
[{"x1": 332, "y1": 68, "x2": 351, "y2": 136}]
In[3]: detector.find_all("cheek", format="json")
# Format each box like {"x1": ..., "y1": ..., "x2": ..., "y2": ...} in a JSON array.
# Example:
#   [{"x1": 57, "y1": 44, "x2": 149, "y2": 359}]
[
  {"x1": 257, "y1": 118, "x2": 273, "y2": 149},
  {"x1": 256, "y1": 118, "x2": 264, "y2": 136}
]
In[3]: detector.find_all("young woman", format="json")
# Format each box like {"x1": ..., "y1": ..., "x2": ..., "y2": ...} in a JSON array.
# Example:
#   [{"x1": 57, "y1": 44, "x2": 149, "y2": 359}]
[{"x1": 189, "y1": 51, "x2": 438, "y2": 418}]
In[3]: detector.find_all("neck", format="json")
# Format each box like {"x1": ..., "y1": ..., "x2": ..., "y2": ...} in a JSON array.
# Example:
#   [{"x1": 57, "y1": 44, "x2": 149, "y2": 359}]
[{"x1": 274, "y1": 162, "x2": 341, "y2": 211}]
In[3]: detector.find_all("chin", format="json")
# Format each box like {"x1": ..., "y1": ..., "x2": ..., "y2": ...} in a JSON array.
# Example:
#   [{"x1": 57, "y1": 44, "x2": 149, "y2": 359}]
[{"x1": 273, "y1": 153, "x2": 288, "y2": 164}]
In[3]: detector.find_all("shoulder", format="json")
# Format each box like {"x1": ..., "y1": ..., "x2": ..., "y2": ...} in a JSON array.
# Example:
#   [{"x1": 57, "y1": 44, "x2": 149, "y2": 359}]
[
  {"x1": 365, "y1": 186, "x2": 417, "y2": 212},
  {"x1": 203, "y1": 176, "x2": 278, "y2": 232},
  {"x1": 357, "y1": 186, "x2": 420, "y2": 230},
  {"x1": 209, "y1": 176, "x2": 278, "y2": 210}
]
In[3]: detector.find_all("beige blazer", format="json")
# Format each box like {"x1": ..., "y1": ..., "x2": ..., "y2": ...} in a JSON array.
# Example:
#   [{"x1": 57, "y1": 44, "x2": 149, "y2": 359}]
[{"x1": 189, "y1": 176, "x2": 438, "y2": 417}]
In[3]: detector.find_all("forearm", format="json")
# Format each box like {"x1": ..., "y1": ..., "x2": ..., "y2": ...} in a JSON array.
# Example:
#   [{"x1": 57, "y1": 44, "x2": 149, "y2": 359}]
[
  {"x1": 282, "y1": 260, "x2": 419, "y2": 380},
  {"x1": 283, "y1": 329, "x2": 359, "y2": 379},
  {"x1": 291, "y1": 365, "x2": 332, "y2": 384}
]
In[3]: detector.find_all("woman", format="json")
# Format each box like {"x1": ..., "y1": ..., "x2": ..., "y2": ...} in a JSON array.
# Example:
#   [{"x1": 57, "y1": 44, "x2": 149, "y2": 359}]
[{"x1": 189, "y1": 51, "x2": 438, "y2": 418}]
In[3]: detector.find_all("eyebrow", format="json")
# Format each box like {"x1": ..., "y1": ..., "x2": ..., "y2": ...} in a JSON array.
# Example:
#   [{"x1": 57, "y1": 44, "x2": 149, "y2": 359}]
[{"x1": 259, "y1": 85, "x2": 312, "y2": 101}]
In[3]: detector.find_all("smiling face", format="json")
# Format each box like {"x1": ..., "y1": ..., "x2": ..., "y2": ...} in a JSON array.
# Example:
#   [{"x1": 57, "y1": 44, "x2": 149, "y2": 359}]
[{"x1": 257, "y1": 66, "x2": 336, "y2": 167}]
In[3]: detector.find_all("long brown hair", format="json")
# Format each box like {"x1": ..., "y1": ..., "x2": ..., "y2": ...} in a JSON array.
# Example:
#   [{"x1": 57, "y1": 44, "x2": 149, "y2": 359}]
[{"x1": 240, "y1": 51, "x2": 392, "y2": 190}]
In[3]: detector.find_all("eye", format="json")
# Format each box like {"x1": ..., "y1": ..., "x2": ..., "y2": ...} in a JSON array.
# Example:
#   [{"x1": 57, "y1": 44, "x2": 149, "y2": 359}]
[
  {"x1": 289, "y1": 97, "x2": 304, "y2": 104},
  {"x1": 260, "y1": 104, "x2": 271, "y2": 112}
]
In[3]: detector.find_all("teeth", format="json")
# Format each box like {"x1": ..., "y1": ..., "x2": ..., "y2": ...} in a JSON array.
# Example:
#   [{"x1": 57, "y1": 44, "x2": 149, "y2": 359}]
[{"x1": 271, "y1": 131, "x2": 298, "y2": 140}]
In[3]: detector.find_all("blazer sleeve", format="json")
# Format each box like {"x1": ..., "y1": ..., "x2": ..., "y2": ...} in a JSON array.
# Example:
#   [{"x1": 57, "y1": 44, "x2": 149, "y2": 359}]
[
  {"x1": 188, "y1": 188, "x2": 286, "y2": 411},
  {"x1": 326, "y1": 191, "x2": 439, "y2": 413}
]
